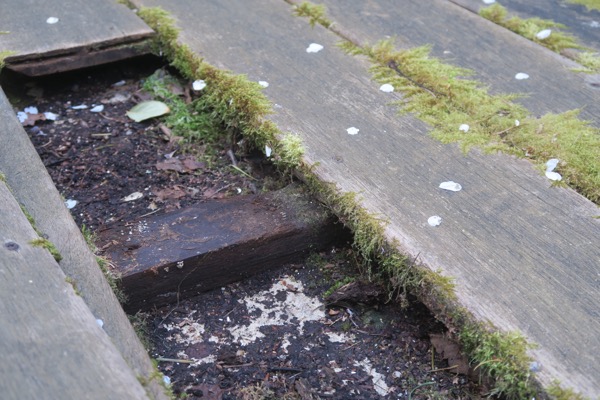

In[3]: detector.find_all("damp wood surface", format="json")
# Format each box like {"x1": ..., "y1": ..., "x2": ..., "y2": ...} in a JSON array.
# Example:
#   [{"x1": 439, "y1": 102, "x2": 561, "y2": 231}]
[
  {"x1": 0, "y1": 0, "x2": 153, "y2": 75},
  {"x1": 98, "y1": 185, "x2": 348, "y2": 313},
  {"x1": 0, "y1": 181, "x2": 150, "y2": 400},
  {"x1": 449, "y1": 0, "x2": 600, "y2": 53},
  {"x1": 131, "y1": 0, "x2": 600, "y2": 396}
]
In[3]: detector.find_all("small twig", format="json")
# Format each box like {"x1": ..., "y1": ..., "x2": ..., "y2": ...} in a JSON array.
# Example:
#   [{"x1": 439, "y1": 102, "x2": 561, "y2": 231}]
[
  {"x1": 226, "y1": 149, "x2": 238, "y2": 167},
  {"x1": 230, "y1": 165, "x2": 256, "y2": 180},
  {"x1": 156, "y1": 357, "x2": 193, "y2": 364},
  {"x1": 139, "y1": 208, "x2": 161, "y2": 218},
  {"x1": 91, "y1": 133, "x2": 112, "y2": 138},
  {"x1": 430, "y1": 364, "x2": 459, "y2": 373},
  {"x1": 222, "y1": 362, "x2": 254, "y2": 368}
]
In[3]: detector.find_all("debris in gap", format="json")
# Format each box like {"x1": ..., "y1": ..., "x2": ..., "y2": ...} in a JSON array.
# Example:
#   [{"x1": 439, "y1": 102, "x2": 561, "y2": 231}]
[
  {"x1": 459, "y1": 124, "x2": 470, "y2": 132},
  {"x1": 536, "y1": 29, "x2": 552, "y2": 40},
  {"x1": 155, "y1": 156, "x2": 205, "y2": 173},
  {"x1": 126, "y1": 100, "x2": 170, "y2": 122},
  {"x1": 122, "y1": 191, "x2": 144, "y2": 202},
  {"x1": 90, "y1": 105, "x2": 104, "y2": 113},
  {"x1": 258, "y1": 81, "x2": 269, "y2": 88},
  {"x1": 515, "y1": 72, "x2": 530, "y2": 80},
  {"x1": 64, "y1": 199, "x2": 78, "y2": 209},
  {"x1": 346, "y1": 127, "x2": 359, "y2": 135},
  {"x1": 71, "y1": 104, "x2": 88, "y2": 110},
  {"x1": 154, "y1": 186, "x2": 187, "y2": 202},
  {"x1": 44, "y1": 112, "x2": 58, "y2": 121},
  {"x1": 265, "y1": 145, "x2": 272, "y2": 157},
  {"x1": 430, "y1": 333, "x2": 471, "y2": 375},
  {"x1": 545, "y1": 158, "x2": 562, "y2": 181},
  {"x1": 428, "y1": 215, "x2": 442, "y2": 227},
  {"x1": 439, "y1": 181, "x2": 462, "y2": 191},
  {"x1": 192, "y1": 80, "x2": 206, "y2": 91},
  {"x1": 306, "y1": 43, "x2": 324, "y2": 53}
]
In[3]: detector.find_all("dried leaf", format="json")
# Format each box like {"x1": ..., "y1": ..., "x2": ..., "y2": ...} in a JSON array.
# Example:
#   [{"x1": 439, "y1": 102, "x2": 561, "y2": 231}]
[
  {"x1": 430, "y1": 333, "x2": 470, "y2": 375},
  {"x1": 154, "y1": 186, "x2": 186, "y2": 202},
  {"x1": 126, "y1": 100, "x2": 170, "y2": 122}
]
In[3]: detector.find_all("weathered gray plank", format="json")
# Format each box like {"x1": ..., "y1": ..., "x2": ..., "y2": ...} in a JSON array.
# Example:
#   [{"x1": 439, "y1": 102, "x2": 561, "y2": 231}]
[
  {"x1": 0, "y1": 182, "x2": 149, "y2": 399},
  {"x1": 318, "y1": 0, "x2": 600, "y2": 124},
  {"x1": 0, "y1": 0, "x2": 153, "y2": 75},
  {"x1": 130, "y1": 0, "x2": 600, "y2": 396},
  {"x1": 0, "y1": 88, "x2": 168, "y2": 399},
  {"x1": 99, "y1": 185, "x2": 347, "y2": 312},
  {"x1": 449, "y1": 0, "x2": 600, "y2": 54}
]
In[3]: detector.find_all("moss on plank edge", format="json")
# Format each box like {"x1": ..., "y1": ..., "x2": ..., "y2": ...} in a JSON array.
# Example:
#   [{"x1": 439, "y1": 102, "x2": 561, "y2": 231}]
[
  {"x1": 480, "y1": 3, "x2": 600, "y2": 73},
  {"x1": 566, "y1": 0, "x2": 600, "y2": 12},
  {"x1": 29, "y1": 237, "x2": 63, "y2": 263}
]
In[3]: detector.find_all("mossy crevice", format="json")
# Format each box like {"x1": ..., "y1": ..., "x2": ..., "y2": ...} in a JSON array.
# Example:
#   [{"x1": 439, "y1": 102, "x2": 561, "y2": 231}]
[
  {"x1": 480, "y1": 3, "x2": 600, "y2": 73},
  {"x1": 566, "y1": 0, "x2": 600, "y2": 12},
  {"x1": 29, "y1": 237, "x2": 63, "y2": 263}
]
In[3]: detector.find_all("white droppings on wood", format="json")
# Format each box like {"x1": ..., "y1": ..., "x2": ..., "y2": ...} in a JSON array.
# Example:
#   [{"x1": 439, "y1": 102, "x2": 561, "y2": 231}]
[
  {"x1": 346, "y1": 127, "x2": 359, "y2": 135},
  {"x1": 428, "y1": 215, "x2": 442, "y2": 227},
  {"x1": 306, "y1": 43, "x2": 324, "y2": 53},
  {"x1": 439, "y1": 181, "x2": 462, "y2": 192},
  {"x1": 515, "y1": 72, "x2": 530, "y2": 80}
]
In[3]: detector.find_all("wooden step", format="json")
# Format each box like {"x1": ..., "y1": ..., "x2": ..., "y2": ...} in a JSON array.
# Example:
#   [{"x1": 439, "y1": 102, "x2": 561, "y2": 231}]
[{"x1": 98, "y1": 185, "x2": 349, "y2": 313}]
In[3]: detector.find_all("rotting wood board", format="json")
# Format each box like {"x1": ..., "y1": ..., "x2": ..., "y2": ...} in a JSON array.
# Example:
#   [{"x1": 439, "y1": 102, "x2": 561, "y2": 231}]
[
  {"x1": 0, "y1": 0, "x2": 153, "y2": 76},
  {"x1": 0, "y1": 88, "x2": 169, "y2": 399},
  {"x1": 131, "y1": 0, "x2": 600, "y2": 396},
  {"x1": 99, "y1": 184, "x2": 348, "y2": 313},
  {"x1": 449, "y1": 0, "x2": 600, "y2": 54},
  {"x1": 0, "y1": 181, "x2": 149, "y2": 400}
]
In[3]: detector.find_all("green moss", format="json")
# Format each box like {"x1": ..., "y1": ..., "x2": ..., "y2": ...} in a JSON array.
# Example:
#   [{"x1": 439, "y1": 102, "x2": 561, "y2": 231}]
[
  {"x1": 323, "y1": 276, "x2": 354, "y2": 298},
  {"x1": 567, "y1": 0, "x2": 600, "y2": 11},
  {"x1": 293, "y1": 1, "x2": 332, "y2": 28},
  {"x1": 338, "y1": 39, "x2": 600, "y2": 204},
  {"x1": 65, "y1": 277, "x2": 81, "y2": 296},
  {"x1": 0, "y1": 171, "x2": 5, "y2": 183},
  {"x1": 29, "y1": 237, "x2": 63, "y2": 262},
  {"x1": 137, "y1": 7, "x2": 303, "y2": 174},
  {"x1": 547, "y1": 381, "x2": 589, "y2": 400},
  {"x1": 573, "y1": 51, "x2": 600, "y2": 73}
]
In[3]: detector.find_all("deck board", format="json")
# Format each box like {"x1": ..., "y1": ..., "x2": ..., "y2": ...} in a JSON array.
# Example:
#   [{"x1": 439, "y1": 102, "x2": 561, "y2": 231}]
[
  {"x1": 0, "y1": 0, "x2": 153, "y2": 75},
  {"x1": 129, "y1": 0, "x2": 600, "y2": 395}
]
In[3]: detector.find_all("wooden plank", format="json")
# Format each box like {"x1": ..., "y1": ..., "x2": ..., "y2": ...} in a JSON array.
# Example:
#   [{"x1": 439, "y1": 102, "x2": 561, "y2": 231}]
[
  {"x1": 0, "y1": 0, "x2": 153, "y2": 76},
  {"x1": 449, "y1": 0, "x2": 600, "y2": 54},
  {"x1": 99, "y1": 185, "x2": 348, "y2": 312},
  {"x1": 0, "y1": 88, "x2": 169, "y2": 399},
  {"x1": 0, "y1": 181, "x2": 149, "y2": 399},
  {"x1": 130, "y1": 0, "x2": 600, "y2": 396}
]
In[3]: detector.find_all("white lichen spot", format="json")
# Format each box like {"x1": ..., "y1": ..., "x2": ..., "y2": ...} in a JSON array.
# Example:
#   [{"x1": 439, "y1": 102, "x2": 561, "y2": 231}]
[
  {"x1": 515, "y1": 72, "x2": 530, "y2": 80},
  {"x1": 439, "y1": 181, "x2": 462, "y2": 191},
  {"x1": 65, "y1": 199, "x2": 78, "y2": 209},
  {"x1": 459, "y1": 124, "x2": 470, "y2": 132},
  {"x1": 258, "y1": 81, "x2": 269, "y2": 88},
  {"x1": 265, "y1": 145, "x2": 272, "y2": 157},
  {"x1": 346, "y1": 127, "x2": 359, "y2": 135},
  {"x1": 306, "y1": 43, "x2": 324, "y2": 53},
  {"x1": 325, "y1": 331, "x2": 355, "y2": 343},
  {"x1": 192, "y1": 80, "x2": 206, "y2": 91},
  {"x1": 46, "y1": 17, "x2": 59, "y2": 24},
  {"x1": 428, "y1": 215, "x2": 442, "y2": 227},
  {"x1": 353, "y1": 358, "x2": 390, "y2": 396},
  {"x1": 536, "y1": 29, "x2": 552, "y2": 40},
  {"x1": 191, "y1": 355, "x2": 217, "y2": 366},
  {"x1": 163, "y1": 318, "x2": 206, "y2": 345},
  {"x1": 379, "y1": 83, "x2": 394, "y2": 93},
  {"x1": 90, "y1": 105, "x2": 104, "y2": 113}
]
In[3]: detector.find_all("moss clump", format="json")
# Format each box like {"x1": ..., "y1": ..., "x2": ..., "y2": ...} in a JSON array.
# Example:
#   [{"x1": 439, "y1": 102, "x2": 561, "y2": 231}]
[
  {"x1": 29, "y1": 237, "x2": 62, "y2": 262},
  {"x1": 480, "y1": 3, "x2": 600, "y2": 73},
  {"x1": 323, "y1": 276, "x2": 355, "y2": 298},
  {"x1": 567, "y1": 0, "x2": 600, "y2": 11},
  {"x1": 293, "y1": 1, "x2": 332, "y2": 28},
  {"x1": 65, "y1": 277, "x2": 81, "y2": 296},
  {"x1": 338, "y1": 39, "x2": 600, "y2": 203},
  {"x1": 547, "y1": 381, "x2": 588, "y2": 400},
  {"x1": 137, "y1": 7, "x2": 303, "y2": 174}
]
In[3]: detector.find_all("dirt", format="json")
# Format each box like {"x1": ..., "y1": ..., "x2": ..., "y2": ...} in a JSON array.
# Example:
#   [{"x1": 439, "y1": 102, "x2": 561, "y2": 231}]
[{"x1": 2, "y1": 59, "x2": 488, "y2": 399}]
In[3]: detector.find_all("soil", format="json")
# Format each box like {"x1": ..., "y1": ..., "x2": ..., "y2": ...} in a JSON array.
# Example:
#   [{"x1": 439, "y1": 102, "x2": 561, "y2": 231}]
[{"x1": 2, "y1": 59, "x2": 488, "y2": 399}]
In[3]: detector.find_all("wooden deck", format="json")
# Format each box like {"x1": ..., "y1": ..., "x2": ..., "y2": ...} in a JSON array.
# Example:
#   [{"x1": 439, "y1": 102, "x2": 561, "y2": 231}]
[
  {"x1": 129, "y1": 0, "x2": 599, "y2": 396},
  {"x1": 1, "y1": 0, "x2": 599, "y2": 397}
]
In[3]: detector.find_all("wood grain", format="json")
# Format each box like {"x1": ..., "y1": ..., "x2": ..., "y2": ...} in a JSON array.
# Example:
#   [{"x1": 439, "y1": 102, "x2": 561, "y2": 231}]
[
  {"x1": 0, "y1": 182, "x2": 149, "y2": 399},
  {"x1": 0, "y1": 88, "x2": 169, "y2": 399},
  {"x1": 130, "y1": 0, "x2": 600, "y2": 395},
  {"x1": 0, "y1": 0, "x2": 153, "y2": 75}
]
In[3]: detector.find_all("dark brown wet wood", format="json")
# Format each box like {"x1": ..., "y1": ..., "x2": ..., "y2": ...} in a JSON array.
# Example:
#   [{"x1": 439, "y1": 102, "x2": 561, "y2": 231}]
[
  {"x1": 131, "y1": 0, "x2": 600, "y2": 396},
  {"x1": 0, "y1": 181, "x2": 150, "y2": 400},
  {"x1": 449, "y1": 0, "x2": 600, "y2": 53},
  {"x1": 0, "y1": 88, "x2": 169, "y2": 399},
  {"x1": 99, "y1": 185, "x2": 348, "y2": 312},
  {"x1": 0, "y1": 0, "x2": 153, "y2": 76}
]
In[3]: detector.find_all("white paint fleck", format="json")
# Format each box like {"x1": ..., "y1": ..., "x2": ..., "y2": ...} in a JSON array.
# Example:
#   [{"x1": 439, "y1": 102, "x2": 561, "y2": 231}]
[
  {"x1": 44, "y1": 112, "x2": 58, "y2": 121},
  {"x1": 515, "y1": 72, "x2": 530, "y2": 80},
  {"x1": 265, "y1": 145, "x2": 272, "y2": 157},
  {"x1": 439, "y1": 181, "x2": 462, "y2": 191},
  {"x1": 192, "y1": 80, "x2": 207, "y2": 91},
  {"x1": 459, "y1": 124, "x2": 470, "y2": 132},
  {"x1": 536, "y1": 29, "x2": 552, "y2": 40},
  {"x1": 46, "y1": 17, "x2": 59, "y2": 24},
  {"x1": 121, "y1": 191, "x2": 143, "y2": 202},
  {"x1": 545, "y1": 171, "x2": 562, "y2": 181},
  {"x1": 346, "y1": 127, "x2": 359, "y2": 135},
  {"x1": 354, "y1": 358, "x2": 390, "y2": 396},
  {"x1": 24, "y1": 106, "x2": 39, "y2": 114},
  {"x1": 428, "y1": 215, "x2": 442, "y2": 227},
  {"x1": 306, "y1": 43, "x2": 324, "y2": 53},
  {"x1": 379, "y1": 83, "x2": 394, "y2": 93},
  {"x1": 17, "y1": 111, "x2": 27, "y2": 123},
  {"x1": 258, "y1": 81, "x2": 269, "y2": 88},
  {"x1": 96, "y1": 319, "x2": 104, "y2": 328},
  {"x1": 72, "y1": 104, "x2": 88, "y2": 110},
  {"x1": 90, "y1": 105, "x2": 104, "y2": 113},
  {"x1": 229, "y1": 277, "x2": 325, "y2": 346},
  {"x1": 65, "y1": 199, "x2": 78, "y2": 209}
]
